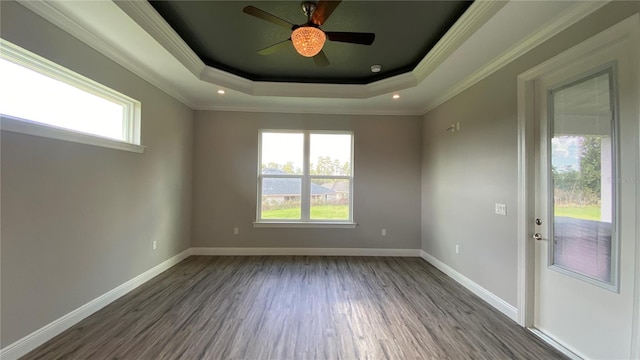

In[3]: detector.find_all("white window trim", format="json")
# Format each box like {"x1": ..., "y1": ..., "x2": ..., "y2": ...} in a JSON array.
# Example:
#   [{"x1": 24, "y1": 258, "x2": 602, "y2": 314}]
[
  {"x1": 1, "y1": 115, "x2": 145, "y2": 153},
  {"x1": 0, "y1": 39, "x2": 144, "y2": 153},
  {"x1": 253, "y1": 222, "x2": 357, "y2": 229},
  {"x1": 255, "y1": 129, "x2": 356, "y2": 227}
]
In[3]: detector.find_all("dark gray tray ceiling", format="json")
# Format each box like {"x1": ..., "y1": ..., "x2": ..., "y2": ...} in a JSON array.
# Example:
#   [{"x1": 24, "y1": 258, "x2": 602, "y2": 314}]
[{"x1": 149, "y1": 1, "x2": 472, "y2": 84}]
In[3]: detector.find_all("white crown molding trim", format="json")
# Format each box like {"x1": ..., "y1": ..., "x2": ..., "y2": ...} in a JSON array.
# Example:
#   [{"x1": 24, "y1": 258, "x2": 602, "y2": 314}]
[
  {"x1": 192, "y1": 104, "x2": 424, "y2": 117},
  {"x1": 114, "y1": 0, "x2": 416, "y2": 99},
  {"x1": 420, "y1": 0, "x2": 610, "y2": 114},
  {"x1": 16, "y1": 0, "x2": 196, "y2": 109},
  {"x1": 192, "y1": 247, "x2": 421, "y2": 257},
  {"x1": 420, "y1": 250, "x2": 518, "y2": 322},
  {"x1": 0, "y1": 249, "x2": 192, "y2": 360},
  {"x1": 199, "y1": 55, "x2": 419, "y2": 100},
  {"x1": 366, "y1": 72, "x2": 418, "y2": 96},
  {"x1": 112, "y1": 0, "x2": 500, "y2": 100},
  {"x1": 412, "y1": 0, "x2": 508, "y2": 83},
  {"x1": 113, "y1": 1, "x2": 205, "y2": 78},
  {"x1": 199, "y1": 65, "x2": 255, "y2": 95},
  {"x1": 253, "y1": 82, "x2": 367, "y2": 99}
]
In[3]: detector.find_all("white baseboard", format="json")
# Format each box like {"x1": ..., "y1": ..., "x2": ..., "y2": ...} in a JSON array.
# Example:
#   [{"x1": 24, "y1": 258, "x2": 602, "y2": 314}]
[
  {"x1": 191, "y1": 247, "x2": 421, "y2": 257},
  {"x1": 527, "y1": 328, "x2": 583, "y2": 360},
  {"x1": 420, "y1": 250, "x2": 518, "y2": 322},
  {"x1": 3, "y1": 247, "x2": 512, "y2": 360},
  {"x1": 0, "y1": 248, "x2": 192, "y2": 360}
]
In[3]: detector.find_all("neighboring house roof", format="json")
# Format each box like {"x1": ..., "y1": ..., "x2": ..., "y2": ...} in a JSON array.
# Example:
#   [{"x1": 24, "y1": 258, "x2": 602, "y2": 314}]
[
  {"x1": 321, "y1": 181, "x2": 349, "y2": 193},
  {"x1": 262, "y1": 169, "x2": 335, "y2": 196}
]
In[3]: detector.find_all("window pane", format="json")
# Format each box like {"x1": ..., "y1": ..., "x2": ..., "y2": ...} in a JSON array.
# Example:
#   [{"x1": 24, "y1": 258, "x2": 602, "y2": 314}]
[
  {"x1": 0, "y1": 58, "x2": 125, "y2": 140},
  {"x1": 310, "y1": 179, "x2": 350, "y2": 220},
  {"x1": 551, "y1": 71, "x2": 614, "y2": 284},
  {"x1": 261, "y1": 132, "x2": 303, "y2": 175},
  {"x1": 261, "y1": 177, "x2": 301, "y2": 219},
  {"x1": 310, "y1": 133, "x2": 351, "y2": 176}
]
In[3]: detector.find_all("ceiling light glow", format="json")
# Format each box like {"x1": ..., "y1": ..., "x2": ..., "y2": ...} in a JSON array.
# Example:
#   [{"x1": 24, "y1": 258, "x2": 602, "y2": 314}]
[
  {"x1": 392, "y1": 94, "x2": 400, "y2": 99},
  {"x1": 291, "y1": 26, "x2": 326, "y2": 57},
  {"x1": 217, "y1": 89, "x2": 225, "y2": 95}
]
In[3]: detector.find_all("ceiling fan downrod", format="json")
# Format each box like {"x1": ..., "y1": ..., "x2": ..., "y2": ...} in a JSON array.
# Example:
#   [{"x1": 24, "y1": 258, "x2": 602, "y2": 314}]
[{"x1": 301, "y1": 2, "x2": 317, "y2": 22}]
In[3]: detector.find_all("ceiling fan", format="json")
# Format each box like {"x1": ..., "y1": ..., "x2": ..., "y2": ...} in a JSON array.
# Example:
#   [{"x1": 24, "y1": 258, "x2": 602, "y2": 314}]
[{"x1": 243, "y1": 1, "x2": 375, "y2": 67}]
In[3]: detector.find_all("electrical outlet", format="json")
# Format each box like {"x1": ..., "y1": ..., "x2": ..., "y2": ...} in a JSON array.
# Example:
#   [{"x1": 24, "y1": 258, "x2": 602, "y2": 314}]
[
  {"x1": 455, "y1": 245, "x2": 460, "y2": 254},
  {"x1": 234, "y1": 227, "x2": 239, "y2": 235},
  {"x1": 456, "y1": 122, "x2": 460, "y2": 131},
  {"x1": 152, "y1": 241, "x2": 157, "y2": 250},
  {"x1": 381, "y1": 228, "x2": 387, "y2": 236}
]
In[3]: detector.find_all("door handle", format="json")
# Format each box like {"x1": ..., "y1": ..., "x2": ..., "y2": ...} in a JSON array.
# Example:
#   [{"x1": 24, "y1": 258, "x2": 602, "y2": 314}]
[{"x1": 533, "y1": 233, "x2": 544, "y2": 241}]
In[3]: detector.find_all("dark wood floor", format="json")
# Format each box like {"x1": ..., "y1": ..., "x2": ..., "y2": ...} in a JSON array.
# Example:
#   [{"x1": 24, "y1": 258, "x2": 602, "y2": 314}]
[{"x1": 23, "y1": 256, "x2": 566, "y2": 359}]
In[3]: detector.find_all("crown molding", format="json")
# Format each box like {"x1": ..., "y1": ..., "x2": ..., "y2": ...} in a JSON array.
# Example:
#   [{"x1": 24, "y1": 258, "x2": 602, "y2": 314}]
[
  {"x1": 199, "y1": 65, "x2": 255, "y2": 94},
  {"x1": 114, "y1": 0, "x2": 501, "y2": 100},
  {"x1": 193, "y1": 103, "x2": 424, "y2": 117},
  {"x1": 252, "y1": 82, "x2": 367, "y2": 99},
  {"x1": 412, "y1": 0, "x2": 507, "y2": 83},
  {"x1": 113, "y1": 1, "x2": 205, "y2": 78},
  {"x1": 201, "y1": 54, "x2": 419, "y2": 99},
  {"x1": 367, "y1": 72, "x2": 418, "y2": 96},
  {"x1": 420, "y1": 0, "x2": 610, "y2": 114},
  {"x1": 16, "y1": 0, "x2": 196, "y2": 108},
  {"x1": 13, "y1": 0, "x2": 609, "y2": 114}
]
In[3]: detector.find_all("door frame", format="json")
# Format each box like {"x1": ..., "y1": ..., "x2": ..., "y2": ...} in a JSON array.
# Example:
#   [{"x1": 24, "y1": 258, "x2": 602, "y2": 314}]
[{"x1": 516, "y1": 13, "x2": 640, "y2": 358}]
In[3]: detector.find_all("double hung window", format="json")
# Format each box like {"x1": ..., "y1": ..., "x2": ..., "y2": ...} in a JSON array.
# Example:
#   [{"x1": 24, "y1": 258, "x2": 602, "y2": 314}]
[{"x1": 257, "y1": 130, "x2": 354, "y2": 224}]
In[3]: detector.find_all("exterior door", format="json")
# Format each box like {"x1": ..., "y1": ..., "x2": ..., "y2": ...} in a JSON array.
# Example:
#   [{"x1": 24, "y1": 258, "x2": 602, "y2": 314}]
[{"x1": 533, "y1": 20, "x2": 638, "y2": 359}]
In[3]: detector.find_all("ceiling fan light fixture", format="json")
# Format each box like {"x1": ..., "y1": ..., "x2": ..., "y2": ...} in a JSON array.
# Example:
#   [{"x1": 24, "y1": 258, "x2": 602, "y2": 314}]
[{"x1": 291, "y1": 26, "x2": 326, "y2": 57}]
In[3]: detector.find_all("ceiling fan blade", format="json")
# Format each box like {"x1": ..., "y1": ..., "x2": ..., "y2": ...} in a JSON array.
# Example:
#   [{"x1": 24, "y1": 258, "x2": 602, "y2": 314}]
[
  {"x1": 243, "y1": 6, "x2": 294, "y2": 29},
  {"x1": 311, "y1": 0, "x2": 341, "y2": 26},
  {"x1": 257, "y1": 39, "x2": 291, "y2": 55},
  {"x1": 326, "y1": 32, "x2": 375, "y2": 45},
  {"x1": 313, "y1": 50, "x2": 329, "y2": 67}
]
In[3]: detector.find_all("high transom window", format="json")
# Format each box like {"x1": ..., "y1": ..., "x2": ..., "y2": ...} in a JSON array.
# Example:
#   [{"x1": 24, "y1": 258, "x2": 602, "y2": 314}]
[{"x1": 0, "y1": 40, "x2": 141, "y2": 151}]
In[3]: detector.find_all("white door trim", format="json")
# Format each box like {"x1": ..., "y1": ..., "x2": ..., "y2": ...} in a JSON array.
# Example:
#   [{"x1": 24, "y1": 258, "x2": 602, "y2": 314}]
[{"x1": 516, "y1": 13, "x2": 640, "y2": 358}]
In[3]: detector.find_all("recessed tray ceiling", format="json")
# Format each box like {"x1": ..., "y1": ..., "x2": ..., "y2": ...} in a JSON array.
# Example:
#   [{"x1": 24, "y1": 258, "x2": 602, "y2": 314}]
[{"x1": 148, "y1": 1, "x2": 473, "y2": 84}]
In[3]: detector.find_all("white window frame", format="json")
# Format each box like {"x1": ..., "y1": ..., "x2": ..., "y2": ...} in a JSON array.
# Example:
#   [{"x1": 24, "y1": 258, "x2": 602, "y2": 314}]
[
  {"x1": 0, "y1": 39, "x2": 144, "y2": 153},
  {"x1": 254, "y1": 129, "x2": 356, "y2": 228}
]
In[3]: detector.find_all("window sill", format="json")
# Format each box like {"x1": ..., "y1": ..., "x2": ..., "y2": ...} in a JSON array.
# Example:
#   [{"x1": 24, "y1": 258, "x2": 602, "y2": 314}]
[
  {"x1": 253, "y1": 222, "x2": 358, "y2": 229},
  {"x1": 1, "y1": 115, "x2": 145, "y2": 153}
]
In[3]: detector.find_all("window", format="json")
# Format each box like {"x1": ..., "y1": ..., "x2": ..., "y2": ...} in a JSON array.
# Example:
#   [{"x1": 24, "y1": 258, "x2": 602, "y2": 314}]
[
  {"x1": 256, "y1": 130, "x2": 354, "y2": 226},
  {"x1": 0, "y1": 39, "x2": 142, "y2": 152},
  {"x1": 549, "y1": 68, "x2": 618, "y2": 289}
]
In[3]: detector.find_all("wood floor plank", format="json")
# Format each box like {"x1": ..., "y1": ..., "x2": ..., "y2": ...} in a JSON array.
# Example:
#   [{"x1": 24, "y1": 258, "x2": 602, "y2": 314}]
[{"x1": 22, "y1": 256, "x2": 566, "y2": 360}]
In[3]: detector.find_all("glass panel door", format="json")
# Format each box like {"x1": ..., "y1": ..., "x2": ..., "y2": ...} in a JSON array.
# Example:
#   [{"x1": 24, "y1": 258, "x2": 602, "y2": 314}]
[{"x1": 549, "y1": 70, "x2": 617, "y2": 288}]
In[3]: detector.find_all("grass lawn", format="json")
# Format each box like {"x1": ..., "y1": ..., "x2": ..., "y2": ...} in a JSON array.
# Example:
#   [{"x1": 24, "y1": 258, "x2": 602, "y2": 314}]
[
  {"x1": 262, "y1": 205, "x2": 349, "y2": 220},
  {"x1": 554, "y1": 205, "x2": 601, "y2": 221}
]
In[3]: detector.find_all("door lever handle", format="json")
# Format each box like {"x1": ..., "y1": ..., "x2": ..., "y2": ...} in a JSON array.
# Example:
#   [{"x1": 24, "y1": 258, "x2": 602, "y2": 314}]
[{"x1": 533, "y1": 233, "x2": 544, "y2": 241}]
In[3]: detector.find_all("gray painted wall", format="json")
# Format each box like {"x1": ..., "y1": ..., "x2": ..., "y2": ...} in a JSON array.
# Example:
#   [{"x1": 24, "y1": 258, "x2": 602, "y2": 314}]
[
  {"x1": 0, "y1": 1, "x2": 193, "y2": 346},
  {"x1": 3, "y1": 0, "x2": 639, "y2": 351},
  {"x1": 192, "y1": 111, "x2": 422, "y2": 250},
  {"x1": 421, "y1": 1, "x2": 640, "y2": 306}
]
